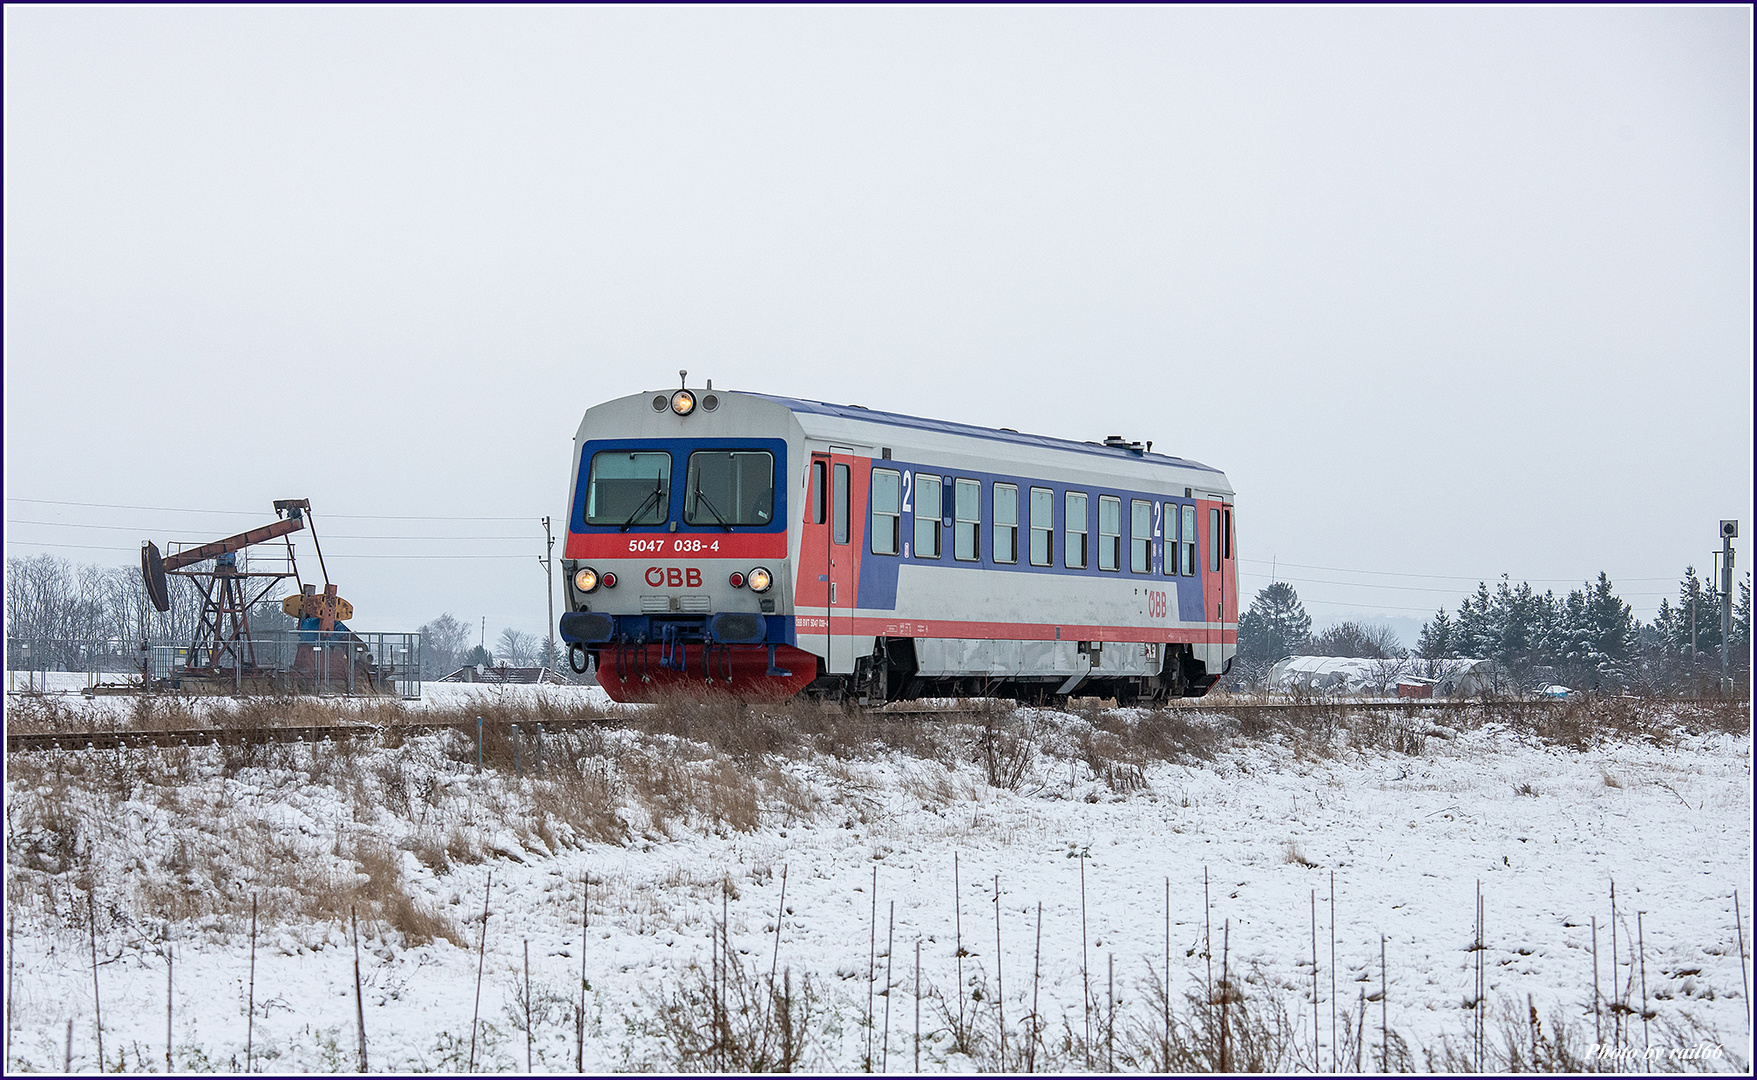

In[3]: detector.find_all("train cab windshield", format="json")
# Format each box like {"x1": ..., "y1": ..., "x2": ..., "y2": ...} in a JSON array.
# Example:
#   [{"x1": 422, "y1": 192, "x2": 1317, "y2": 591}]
[
  {"x1": 684, "y1": 450, "x2": 774, "y2": 526},
  {"x1": 586, "y1": 451, "x2": 671, "y2": 526}
]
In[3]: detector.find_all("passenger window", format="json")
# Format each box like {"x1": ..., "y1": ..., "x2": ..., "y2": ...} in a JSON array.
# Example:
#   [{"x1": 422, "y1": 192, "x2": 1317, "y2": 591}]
[
  {"x1": 1130, "y1": 499, "x2": 1152, "y2": 573},
  {"x1": 1224, "y1": 507, "x2": 1233, "y2": 560},
  {"x1": 1065, "y1": 492, "x2": 1088, "y2": 569},
  {"x1": 1098, "y1": 496, "x2": 1121, "y2": 572},
  {"x1": 870, "y1": 468, "x2": 901, "y2": 555},
  {"x1": 954, "y1": 478, "x2": 981, "y2": 561},
  {"x1": 993, "y1": 484, "x2": 1018, "y2": 564},
  {"x1": 811, "y1": 462, "x2": 826, "y2": 526},
  {"x1": 1163, "y1": 502, "x2": 1178, "y2": 577},
  {"x1": 914, "y1": 474, "x2": 942, "y2": 558},
  {"x1": 1181, "y1": 504, "x2": 1197, "y2": 576},
  {"x1": 1209, "y1": 507, "x2": 1221, "y2": 573},
  {"x1": 833, "y1": 463, "x2": 850, "y2": 545},
  {"x1": 1029, "y1": 487, "x2": 1053, "y2": 567}
]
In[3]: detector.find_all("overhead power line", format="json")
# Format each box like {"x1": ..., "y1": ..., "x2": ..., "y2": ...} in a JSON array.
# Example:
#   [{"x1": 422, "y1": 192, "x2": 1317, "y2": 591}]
[
  {"x1": 1237, "y1": 569, "x2": 1678, "y2": 597},
  {"x1": 6, "y1": 496, "x2": 536, "y2": 522},
  {"x1": 1239, "y1": 570, "x2": 1677, "y2": 606},
  {"x1": 4, "y1": 540, "x2": 534, "y2": 559},
  {"x1": 1239, "y1": 556, "x2": 1672, "y2": 585},
  {"x1": 6, "y1": 519, "x2": 533, "y2": 540}
]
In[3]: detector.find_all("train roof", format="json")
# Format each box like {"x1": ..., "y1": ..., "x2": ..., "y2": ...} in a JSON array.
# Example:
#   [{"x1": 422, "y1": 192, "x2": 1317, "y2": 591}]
[{"x1": 747, "y1": 392, "x2": 1226, "y2": 477}]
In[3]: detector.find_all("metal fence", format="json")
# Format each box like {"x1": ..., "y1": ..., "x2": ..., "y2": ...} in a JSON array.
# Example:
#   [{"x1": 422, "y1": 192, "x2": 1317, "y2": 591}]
[
  {"x1": 7, "y1": 638, "x2": 150, "y2": 691},
  {"x1": 8, "y1": 631, "x2": 422, "y2": 700}
]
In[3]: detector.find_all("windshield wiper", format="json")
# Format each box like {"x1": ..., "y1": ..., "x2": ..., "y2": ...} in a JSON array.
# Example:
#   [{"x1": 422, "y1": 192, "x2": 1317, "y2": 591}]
[
  {"x1": 618, "y1": 483, "x2": 665, "y2": 532},
  {"x1": 690, "y1": 483, "x2": 735, "y2": 532}
]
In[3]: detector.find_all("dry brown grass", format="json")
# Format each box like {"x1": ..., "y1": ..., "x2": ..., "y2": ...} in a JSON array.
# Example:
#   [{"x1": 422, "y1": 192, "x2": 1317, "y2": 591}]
[{"x1": 527, "y1": 756, "x2": 628, "y2": 847}]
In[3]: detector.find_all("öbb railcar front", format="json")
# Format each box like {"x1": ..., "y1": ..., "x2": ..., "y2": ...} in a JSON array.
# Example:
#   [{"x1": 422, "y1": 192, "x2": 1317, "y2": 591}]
[{"x1": 557, "y1": 386, "x2": 1237, "y2": 703}]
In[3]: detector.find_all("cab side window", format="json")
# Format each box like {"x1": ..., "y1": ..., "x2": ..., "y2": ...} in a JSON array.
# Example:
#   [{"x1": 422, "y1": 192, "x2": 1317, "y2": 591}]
[
  {"x1": 1209, "y1": 507, "x2": 1221, "y2": 573},
  {"x1": 833, "y1": 463, "x2": 850, "y2": 545}
]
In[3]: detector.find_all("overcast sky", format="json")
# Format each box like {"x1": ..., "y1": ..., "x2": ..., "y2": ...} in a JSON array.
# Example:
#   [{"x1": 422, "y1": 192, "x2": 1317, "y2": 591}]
[{"x1": 5, "y1": 6, "x2": 1751, "y2": 646}]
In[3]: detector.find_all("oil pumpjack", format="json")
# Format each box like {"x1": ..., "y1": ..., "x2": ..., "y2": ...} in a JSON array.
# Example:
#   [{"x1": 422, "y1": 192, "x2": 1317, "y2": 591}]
[{"x1": 140, "y1": 499, "x2": 383, "y2": 692}]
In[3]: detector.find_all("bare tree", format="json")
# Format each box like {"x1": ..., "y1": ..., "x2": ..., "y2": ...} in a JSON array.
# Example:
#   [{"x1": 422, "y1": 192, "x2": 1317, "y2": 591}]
[
  {"x1": 7, "y1": 554, "x2": 280, "y2": 673},
  {"x1": 496, "y1": 628, "x2": 539, "y2": 667},
  {"x1": 6, "y1": 553, "x2": 73, "y2": 647},
  {"x1": 1309, "y1": 621, "x2": 1406, "y2": 659},
  {"x1": 418, "y1": 613, "x2": 472, "y2": 678}
]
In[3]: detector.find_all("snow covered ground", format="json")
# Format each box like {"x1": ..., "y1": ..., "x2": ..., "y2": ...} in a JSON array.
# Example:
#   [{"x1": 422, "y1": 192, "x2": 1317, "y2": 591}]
[{"x1": 3, "y1": 682, "x2": 1752, "y2": 1073}]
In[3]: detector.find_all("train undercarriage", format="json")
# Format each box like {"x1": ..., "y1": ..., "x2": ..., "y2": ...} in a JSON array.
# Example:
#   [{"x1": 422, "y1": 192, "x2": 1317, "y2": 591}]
[{"x1": 586, "y1": 632, "x2": 1221, "y2": 705}]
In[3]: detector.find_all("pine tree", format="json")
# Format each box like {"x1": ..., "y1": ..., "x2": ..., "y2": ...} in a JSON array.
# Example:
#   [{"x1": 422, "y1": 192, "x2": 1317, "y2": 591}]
[
  {"x1": 1735, "y1": 574, "x2": 1753, "y2": 655},
  {"x1": 1454, "y1": 582, "x2": 1497, "y2": 659},
  {"x1": 1236, "y1": 581, "x2": 1312, "y2": 672},
  {"x1": 1533, "y1": 589, "x2": 1565, "y2": 670},
  {"x1": 1554, "y1": 585, "x2": 1599, "y2": 687},
  {"x1": 1652, "y1": 597, "x2": 1682, "y2": 650},
  {"x1": 1584, "y1": 573, "x2": 1635, "y2": 671},
  {"x1": 1417, "y1": 608, "x2": 1454, "y2": 659}
]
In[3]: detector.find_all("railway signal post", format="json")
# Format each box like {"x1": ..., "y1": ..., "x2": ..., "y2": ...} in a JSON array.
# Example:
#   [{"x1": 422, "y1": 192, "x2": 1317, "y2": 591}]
[{"x1": 1720, "y1": 519, "x2": 1737, "y2": 696}]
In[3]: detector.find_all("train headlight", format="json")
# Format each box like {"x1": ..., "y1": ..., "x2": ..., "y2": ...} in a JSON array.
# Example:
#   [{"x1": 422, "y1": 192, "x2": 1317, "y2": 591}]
[
  {"x1": 574, "y1": 567, "x2": 599, "y2": 593},
  {"x1": 670, "y1": 390, "x2": 696, "y2": 416},
  {"x1": 747, "y1": 566, "x2": 772, "y2": 593}
]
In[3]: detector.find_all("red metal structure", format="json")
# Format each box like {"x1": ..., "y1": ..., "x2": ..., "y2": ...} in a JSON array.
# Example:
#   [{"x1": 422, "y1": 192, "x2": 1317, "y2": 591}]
[{"x1": 140, "y1": 498, "x2": 374, "y2": 689}]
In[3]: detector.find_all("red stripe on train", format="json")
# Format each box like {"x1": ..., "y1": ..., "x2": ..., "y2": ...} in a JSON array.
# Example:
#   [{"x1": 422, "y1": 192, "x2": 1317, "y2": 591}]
[{"x1": 564, "y1": 533, "x2": 789, "y2": 560}]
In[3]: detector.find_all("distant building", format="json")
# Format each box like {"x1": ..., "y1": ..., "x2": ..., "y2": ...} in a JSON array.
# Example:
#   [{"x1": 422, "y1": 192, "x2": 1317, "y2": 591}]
[
  {"x1": 1266, "y1": 656, "x2": 1496, "y2": 697},
  {"x1": 438, "y1": 664, "x2": 578, "y2": 685}
]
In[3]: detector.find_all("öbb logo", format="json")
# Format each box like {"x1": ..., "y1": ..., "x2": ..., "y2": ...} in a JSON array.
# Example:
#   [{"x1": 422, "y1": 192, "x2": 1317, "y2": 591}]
[{"x1": 645, "y1": 566, "x2": 703, "y2": 588}]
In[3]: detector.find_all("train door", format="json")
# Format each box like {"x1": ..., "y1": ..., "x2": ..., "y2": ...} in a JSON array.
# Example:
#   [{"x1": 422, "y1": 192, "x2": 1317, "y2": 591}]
[
  {"x1": 1198, "y1": 492, "x2": 1228, "y2": 672},
  {"x1": 1220, "y1": 501, "x2": 1237, "y2": 669},
  {"x1": 827, "y1": 452, "x2": 860, "y2": 674},
  {"x1": 800, "y1": 454, "x2": 832, "y2": 664}
]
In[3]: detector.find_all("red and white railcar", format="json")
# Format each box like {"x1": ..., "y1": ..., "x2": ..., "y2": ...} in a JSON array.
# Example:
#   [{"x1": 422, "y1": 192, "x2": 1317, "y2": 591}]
[{"x1": 558, "y1": 384, "x2": 1237, "y2": 703}]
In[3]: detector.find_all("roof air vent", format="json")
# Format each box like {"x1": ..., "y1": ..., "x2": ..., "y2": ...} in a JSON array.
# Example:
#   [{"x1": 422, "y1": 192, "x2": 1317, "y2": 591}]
[{"x1": 1103, "y1": 435, "x2": 1147, "y2": 456}]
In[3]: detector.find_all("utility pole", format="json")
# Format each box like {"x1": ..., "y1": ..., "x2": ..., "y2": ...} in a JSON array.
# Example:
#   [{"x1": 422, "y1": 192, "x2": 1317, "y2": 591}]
[
  {"x1": 539, "y1": 516, "x2": 556, "y2": 674},
  {"x1": 1690, "y1": 574, "x2": 1698, "y2": 667},
  {"x1": 1720, "y1": 521, "x2": 1738, "y2": 696}
]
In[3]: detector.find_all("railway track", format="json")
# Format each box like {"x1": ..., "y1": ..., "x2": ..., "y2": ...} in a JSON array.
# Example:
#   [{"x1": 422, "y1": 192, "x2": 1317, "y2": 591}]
[
  {"x1": 1, "y1": 714, "x2": 624, "y2": 755},
  {"x1": 1, "y1": 696, "x2": 1617, "y2": 754}
]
